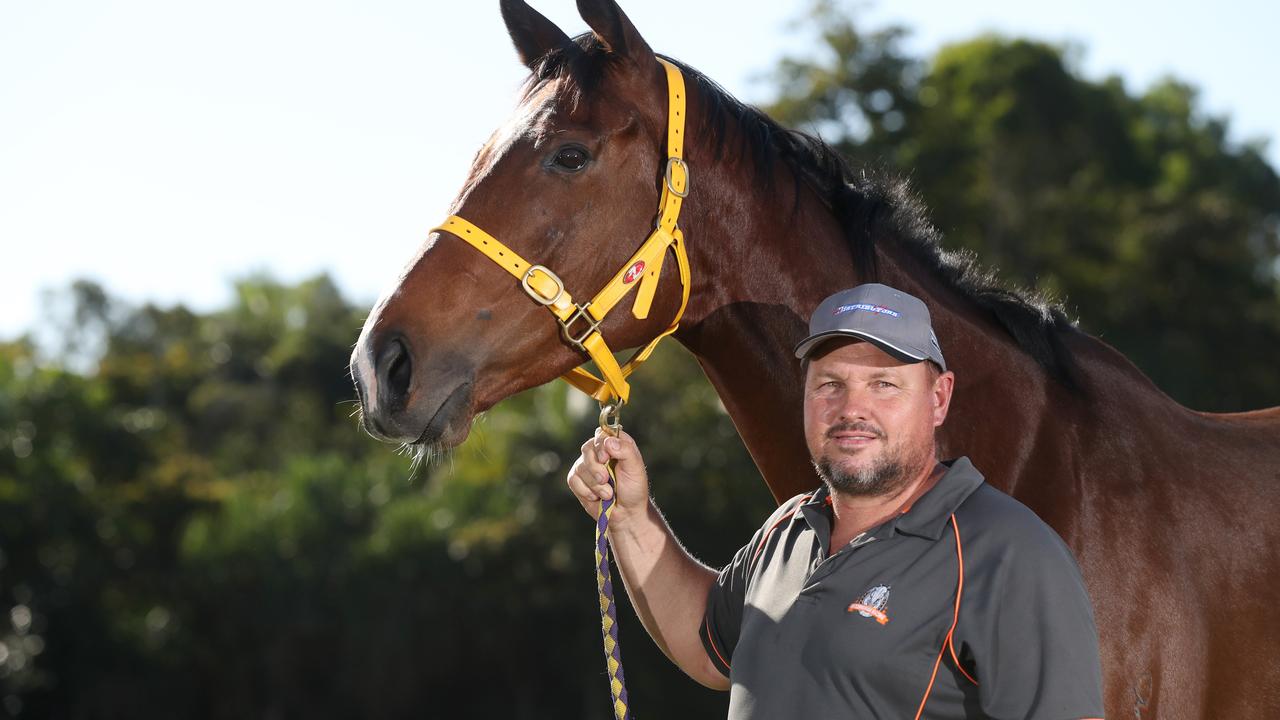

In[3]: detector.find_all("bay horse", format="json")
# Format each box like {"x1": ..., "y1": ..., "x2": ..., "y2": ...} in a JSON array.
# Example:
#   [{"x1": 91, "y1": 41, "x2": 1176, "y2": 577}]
[{"x1": 349, "y1": 0, "x2": 1280, "y2": 716}]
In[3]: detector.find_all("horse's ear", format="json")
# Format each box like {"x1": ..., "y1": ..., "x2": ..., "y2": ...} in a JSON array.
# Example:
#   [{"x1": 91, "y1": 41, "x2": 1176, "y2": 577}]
[
  {"x1": 575, "y1": 0, "x2": 655, "y2": 66},
  {"x1": 501, "y1": 0, "x2": 574, "y2": 69}
]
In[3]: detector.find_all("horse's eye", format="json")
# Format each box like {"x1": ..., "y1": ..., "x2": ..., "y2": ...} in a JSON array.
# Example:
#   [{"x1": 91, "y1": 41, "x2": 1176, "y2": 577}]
[{"x1": 551, "y1": 145, "x2": 590, "y2": 172}]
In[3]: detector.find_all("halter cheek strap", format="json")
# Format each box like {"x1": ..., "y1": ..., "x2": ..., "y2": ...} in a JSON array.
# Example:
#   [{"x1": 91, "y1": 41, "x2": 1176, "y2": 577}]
[{"x1": 430, "y1": 58, "x2": 692, "y2": 408}]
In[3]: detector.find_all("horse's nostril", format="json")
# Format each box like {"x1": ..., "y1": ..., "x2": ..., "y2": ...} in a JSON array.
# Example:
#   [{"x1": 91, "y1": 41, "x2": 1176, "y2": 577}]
[
  {"x1": 388, "y1": 348, "x2": 411, "y2": 397},
  {"x1": 381, "y1": 337, "x2": 413, "y2": 404}
]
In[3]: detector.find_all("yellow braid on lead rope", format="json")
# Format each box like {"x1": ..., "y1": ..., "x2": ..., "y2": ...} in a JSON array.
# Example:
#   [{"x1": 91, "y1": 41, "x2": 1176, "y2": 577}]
[{"x1": 594, "y1": 401, "x2": 632, "y2": 720}]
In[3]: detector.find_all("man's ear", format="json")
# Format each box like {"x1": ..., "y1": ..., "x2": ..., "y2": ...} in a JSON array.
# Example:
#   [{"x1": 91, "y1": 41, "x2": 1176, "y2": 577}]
[{"x1": 933, "y1": 370, "x2": 955, "y2": 428}]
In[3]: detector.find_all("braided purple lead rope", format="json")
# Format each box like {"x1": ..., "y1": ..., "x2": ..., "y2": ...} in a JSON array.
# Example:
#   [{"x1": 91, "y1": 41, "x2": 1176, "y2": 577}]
[
  {"x1": 595, "y1": 405, "x2": 632, "y2": 720},
  {"x1": 595, "y1": 473, "x2": 632, "y2": 720}
]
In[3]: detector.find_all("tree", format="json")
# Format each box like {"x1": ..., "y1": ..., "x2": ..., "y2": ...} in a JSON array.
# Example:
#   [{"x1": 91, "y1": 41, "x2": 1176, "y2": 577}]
[
  {"x1": 1, "y1": 277, "x2": 768, "y2": 719},
  {"x1": 768, "y1": 2, "x2": 1280, "y2": 410}
]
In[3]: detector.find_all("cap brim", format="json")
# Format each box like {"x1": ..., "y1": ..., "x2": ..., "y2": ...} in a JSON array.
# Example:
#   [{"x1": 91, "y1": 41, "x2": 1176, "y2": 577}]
[{"x1": 793, "y1": 329, "x2": 928, "y2": 363}]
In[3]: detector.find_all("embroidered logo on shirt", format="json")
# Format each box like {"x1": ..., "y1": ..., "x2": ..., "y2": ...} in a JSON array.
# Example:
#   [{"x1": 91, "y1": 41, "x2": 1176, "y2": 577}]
[{"x1": 847, "y1": 584, "x2": 891, "y2": 625}]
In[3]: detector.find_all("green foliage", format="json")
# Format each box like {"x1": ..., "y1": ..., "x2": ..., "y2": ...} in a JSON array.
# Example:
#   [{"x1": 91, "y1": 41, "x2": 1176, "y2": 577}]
[
  {"x1": 770, "y1": 3, "x2": 1280, "y2": 410},
  {"x1": 0, "y1": 275, "x2": 769, "y2": 718}
]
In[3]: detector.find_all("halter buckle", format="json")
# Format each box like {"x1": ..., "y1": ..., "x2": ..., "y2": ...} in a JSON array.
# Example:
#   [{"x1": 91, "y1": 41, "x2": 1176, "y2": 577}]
[
  {"x1": 521, "y1": 265, "x2": 565, "y2": 306},
  {"x1": 664, "y1": 157, "x2": 690, "y2": 198},
  {"x1": 560, "y1": 303, "x2": 602, "y2": 352}
]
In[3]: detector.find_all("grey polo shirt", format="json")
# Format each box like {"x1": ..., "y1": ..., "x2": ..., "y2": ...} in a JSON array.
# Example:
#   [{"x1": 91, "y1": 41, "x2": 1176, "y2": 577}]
[{"x1": 700, "y1": 457, "x2": 1104, "y2": 719}]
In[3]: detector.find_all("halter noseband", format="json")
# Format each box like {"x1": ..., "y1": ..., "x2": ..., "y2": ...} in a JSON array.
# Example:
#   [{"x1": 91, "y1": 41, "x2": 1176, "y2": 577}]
[{"x1": 430, "y1": 58, "x2": 692, "y2": 409}]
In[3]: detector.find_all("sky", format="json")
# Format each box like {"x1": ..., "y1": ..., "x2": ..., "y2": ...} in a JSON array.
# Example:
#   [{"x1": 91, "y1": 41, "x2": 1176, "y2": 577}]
[{"x1": 2, "y1": 0, "x2": 1277, "y2": 341}]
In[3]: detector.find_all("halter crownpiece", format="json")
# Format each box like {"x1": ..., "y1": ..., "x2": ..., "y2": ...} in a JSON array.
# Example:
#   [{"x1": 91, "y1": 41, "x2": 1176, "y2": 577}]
[{"x1": 430, "y1": 57, "x2": 692, "y2": 408}]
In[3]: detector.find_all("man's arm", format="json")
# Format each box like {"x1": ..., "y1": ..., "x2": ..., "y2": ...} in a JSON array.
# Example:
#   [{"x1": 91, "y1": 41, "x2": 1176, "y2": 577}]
[{"x1": 566, "y1": 429, "x2": 730, "y2": 690}]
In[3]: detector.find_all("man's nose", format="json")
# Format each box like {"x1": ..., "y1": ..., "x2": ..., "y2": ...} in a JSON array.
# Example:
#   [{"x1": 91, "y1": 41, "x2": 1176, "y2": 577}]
[{"x1": 833, "y1": 388, "x2": 872, "y2": 422}]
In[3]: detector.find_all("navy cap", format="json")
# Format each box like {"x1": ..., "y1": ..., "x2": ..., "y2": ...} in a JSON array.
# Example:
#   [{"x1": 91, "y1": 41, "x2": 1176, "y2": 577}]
[{"x1": 794, "y1": 283, "x2": 946, "y2": 371}]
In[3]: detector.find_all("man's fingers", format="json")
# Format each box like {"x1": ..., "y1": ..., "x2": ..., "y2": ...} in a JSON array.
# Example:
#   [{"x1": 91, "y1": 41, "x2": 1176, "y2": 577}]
[
  {"x1": 578, "y1": 432, "x2": 606, "y2": 464},
  {"x1": 567, "y1": 470, "x2": 594, "y2": 500},
  {"x1": 566, "y1": 460, "x2": 614, "y2": 505},
  {"x1": 595, "y1": 474, "x2": 614, "y2": 501},
  {"x1": 566, "y1": 472, "x2": 603, "y2": 515},
  {"x1": 600, "y1": 430, "x2": 641, "y2": 468},
  {"x1": 568, "y1": 430, "x2": 639, "y2": 523}
]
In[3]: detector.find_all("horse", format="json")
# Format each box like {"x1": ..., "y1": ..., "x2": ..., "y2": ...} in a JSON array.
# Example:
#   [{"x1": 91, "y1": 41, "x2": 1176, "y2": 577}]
[{"x1": 348, "y1": 0, "x2": 1280, "y2": 716}]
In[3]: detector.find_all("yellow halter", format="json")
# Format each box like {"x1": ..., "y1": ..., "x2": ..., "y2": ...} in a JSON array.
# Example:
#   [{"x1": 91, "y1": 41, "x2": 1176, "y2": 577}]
[{"x1": 430, "y1": 58, "x2": 692, "y2": 411}]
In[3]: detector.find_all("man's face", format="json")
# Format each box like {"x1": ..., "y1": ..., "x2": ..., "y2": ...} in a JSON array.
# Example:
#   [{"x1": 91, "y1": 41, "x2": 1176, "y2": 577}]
[{"x1": 803, "y1": 339, "x2": 954, "y2": 497}]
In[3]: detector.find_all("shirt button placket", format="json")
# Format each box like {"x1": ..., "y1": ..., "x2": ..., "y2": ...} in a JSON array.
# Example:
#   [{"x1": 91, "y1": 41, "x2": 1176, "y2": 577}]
[{"x1": 810, "y1": 534, "x2": 876, "y2": 584}]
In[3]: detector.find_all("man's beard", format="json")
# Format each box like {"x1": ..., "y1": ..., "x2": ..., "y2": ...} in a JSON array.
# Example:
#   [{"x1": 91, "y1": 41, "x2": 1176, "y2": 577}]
[{"x1": 813, "y1": 422, "x2": 915, "y2": 498}]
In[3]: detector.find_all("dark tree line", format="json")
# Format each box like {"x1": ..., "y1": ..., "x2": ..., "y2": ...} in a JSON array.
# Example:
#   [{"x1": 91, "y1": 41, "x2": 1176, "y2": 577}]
[{"x1": 768, "y1": 4, "x2": 1279, "y2": 410}]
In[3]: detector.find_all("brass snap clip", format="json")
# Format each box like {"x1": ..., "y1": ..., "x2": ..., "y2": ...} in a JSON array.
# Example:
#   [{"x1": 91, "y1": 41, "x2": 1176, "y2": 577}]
[{"x1": 599, "y1": 402, "x2": 622, "y2": 437}]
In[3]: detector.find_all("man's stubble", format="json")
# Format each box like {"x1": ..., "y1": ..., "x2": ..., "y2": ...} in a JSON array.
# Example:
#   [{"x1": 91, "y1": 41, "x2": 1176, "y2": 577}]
[{"x1": 813, "y1": 422, "x2": 933, "y2": 499}]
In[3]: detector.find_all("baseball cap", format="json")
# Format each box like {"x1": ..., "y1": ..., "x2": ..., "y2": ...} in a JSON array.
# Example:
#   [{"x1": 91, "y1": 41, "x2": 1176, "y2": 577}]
[{"x1": 793, "y1": 283, "x2": 946, "y2": 371}]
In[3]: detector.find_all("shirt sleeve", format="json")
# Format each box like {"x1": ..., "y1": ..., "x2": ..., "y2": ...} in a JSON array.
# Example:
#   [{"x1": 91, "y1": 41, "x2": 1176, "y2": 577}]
[
  {"x1": 700, "y1": 539, "x2": 751, "y2": 678},
  {"x1": 700, "y1": 494, "x2": 809, "y2": 679},
  {"x1": 951, "y1": 505, "x2": 1106, "y2": 720}
]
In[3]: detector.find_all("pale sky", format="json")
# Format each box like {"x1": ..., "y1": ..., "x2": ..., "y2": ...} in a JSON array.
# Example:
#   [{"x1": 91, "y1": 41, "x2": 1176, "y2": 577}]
[{"x1": 2, "y1": 0, "x2": 1276, "y2": 341}]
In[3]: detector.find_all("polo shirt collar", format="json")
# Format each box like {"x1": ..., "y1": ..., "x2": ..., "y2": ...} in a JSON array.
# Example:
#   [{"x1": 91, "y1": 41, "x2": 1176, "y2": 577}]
[
  {"x1": 798, "y1": 457, "x2": 985, "y2": 542},
  {"x1": 889, "y1": 457, "x2": 985, "y2": 539}
]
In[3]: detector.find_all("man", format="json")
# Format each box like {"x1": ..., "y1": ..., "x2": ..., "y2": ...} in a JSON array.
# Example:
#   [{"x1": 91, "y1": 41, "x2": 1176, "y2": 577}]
[{"x1": 566, "y1": 283, "x2": 1105, "y2": 719}]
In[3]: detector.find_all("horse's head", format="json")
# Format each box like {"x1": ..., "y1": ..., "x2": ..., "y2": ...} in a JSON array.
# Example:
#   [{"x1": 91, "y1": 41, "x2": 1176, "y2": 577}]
[{"x1": 351, "y1": 0, "x2": 691, "y2": 449}]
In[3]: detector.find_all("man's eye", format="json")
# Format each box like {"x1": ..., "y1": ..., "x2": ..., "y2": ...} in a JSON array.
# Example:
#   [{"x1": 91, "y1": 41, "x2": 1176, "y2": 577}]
[{"x1": 551, "y1": 146, "x2": 590, "y2": 171}]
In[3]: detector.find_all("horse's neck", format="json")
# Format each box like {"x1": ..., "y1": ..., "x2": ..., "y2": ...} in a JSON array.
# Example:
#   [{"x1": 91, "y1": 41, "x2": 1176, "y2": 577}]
[{"x1": 675, "y1": 155, "x2": 1063, "y2": 502}]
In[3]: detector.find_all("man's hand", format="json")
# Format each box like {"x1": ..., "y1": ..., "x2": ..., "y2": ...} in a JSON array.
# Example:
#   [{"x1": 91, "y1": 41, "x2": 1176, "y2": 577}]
[
  {"x1": 566, "y1": 428, "x2": 651, "y2": 526},
  {"x1": 562, "y1": 427, "x2": 729, "y2": 690}
]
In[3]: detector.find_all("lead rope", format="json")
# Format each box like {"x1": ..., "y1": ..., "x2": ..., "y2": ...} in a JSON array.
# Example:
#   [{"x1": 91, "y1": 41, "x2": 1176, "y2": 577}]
[{"x1": 594, "y1": 403, "x2": 632, "y2": 720}]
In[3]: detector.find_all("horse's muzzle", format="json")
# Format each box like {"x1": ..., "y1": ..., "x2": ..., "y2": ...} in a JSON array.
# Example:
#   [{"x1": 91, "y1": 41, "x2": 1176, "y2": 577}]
[{"x1": 350, "y1": 330, "x2": 473, "y2": 446}]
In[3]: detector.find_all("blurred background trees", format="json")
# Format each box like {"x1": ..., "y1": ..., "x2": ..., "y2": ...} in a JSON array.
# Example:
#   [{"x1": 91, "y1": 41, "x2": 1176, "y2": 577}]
[
  {"x1": 769, "y1": 1, "x2": 1280, "y2": 409},
  {"x1": 2, "y1": 4, "x2": 1277, "y2": 718}
]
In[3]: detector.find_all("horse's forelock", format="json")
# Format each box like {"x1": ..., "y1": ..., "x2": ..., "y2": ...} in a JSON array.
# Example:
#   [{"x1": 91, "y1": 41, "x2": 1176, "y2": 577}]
[{"x1": 521, "y1": 33, "x2": 618, "y2": 105}]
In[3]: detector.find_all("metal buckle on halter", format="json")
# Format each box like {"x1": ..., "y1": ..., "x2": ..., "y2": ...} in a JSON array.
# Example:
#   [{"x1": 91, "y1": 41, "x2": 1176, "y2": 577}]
[
  {"x1": 521, "y1": 265, "x2": 565, "y2": 306},
  {"x1": 664, "y1": 157, "x2": 690, "y2": 198},
  {"x1": 559, "y1": 303, "x2": 602, "y2": 352}
]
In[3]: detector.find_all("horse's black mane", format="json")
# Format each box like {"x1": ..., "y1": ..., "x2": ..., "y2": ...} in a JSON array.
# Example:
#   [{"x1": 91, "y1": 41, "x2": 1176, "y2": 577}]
[{"x1": 531, "y1": 35, "x2": 1080, "y2": 389}]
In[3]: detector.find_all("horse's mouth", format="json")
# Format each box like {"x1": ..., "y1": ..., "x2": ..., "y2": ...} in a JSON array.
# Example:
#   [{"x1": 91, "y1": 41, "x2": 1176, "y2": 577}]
[{"x1": 412, "y1": 381, "x2": 474, "y2": 449}]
